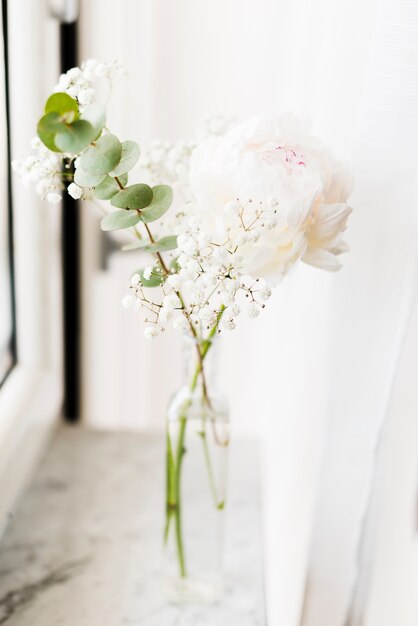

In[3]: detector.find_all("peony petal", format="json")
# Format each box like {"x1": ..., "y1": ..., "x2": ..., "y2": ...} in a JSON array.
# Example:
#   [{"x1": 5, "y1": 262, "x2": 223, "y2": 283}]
[{"x1": 302, "y1": 248, "x2": 342, "y2": 271}]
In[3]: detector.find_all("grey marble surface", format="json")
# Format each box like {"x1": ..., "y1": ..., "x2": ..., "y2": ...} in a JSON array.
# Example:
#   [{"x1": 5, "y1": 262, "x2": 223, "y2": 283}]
[{"x1": 0, "y1": 427, "x2": 266, "y2": 625}]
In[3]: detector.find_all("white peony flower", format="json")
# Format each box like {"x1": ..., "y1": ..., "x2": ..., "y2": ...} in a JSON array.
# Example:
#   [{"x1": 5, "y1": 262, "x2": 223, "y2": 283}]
[
  {"x1": 189, "y1": 113, "x2": 353, "y2": 285},
  {"x1": 300, "y1": 165, "x2": 353, "y2": 271},
  {"x1": 190, "y1": 113, "x2": 319, "y2": 217}
]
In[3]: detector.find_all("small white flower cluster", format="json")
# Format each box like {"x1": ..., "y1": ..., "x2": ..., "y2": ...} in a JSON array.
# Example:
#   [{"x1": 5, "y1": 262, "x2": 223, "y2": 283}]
[
  {"x1": 121, "y1": 206, "x2": 274, "y2": 339},
  {"x1": 12, "y1": 60, "x2": 127, "y2": 204},
  {"x1": 12, "y1": 137, "x2": 64, "y2": 203},
  {"x1": 139, "y1": 115, "x2": 233, "y2": 196},
  {"x1": 54, "y1": 59, "x2": 126, "y2": 111},
  {"x1": 140, "y1": 138, "x2": 196, "y2": 191}
]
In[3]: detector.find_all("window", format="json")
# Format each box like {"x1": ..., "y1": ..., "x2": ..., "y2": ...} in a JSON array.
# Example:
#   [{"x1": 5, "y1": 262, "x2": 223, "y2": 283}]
[
  {"x1": 0, "y1": 0, "x2": 15, "y2": 386},
  {"x1": 0, "y1": 0, "x2": 63, "y2": 532}
]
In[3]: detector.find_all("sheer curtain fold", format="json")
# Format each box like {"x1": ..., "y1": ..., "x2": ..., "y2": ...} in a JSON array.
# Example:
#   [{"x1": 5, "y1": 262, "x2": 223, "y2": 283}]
[{"x1": 302, "y1": 1, "x2": 418, "y2": 625}]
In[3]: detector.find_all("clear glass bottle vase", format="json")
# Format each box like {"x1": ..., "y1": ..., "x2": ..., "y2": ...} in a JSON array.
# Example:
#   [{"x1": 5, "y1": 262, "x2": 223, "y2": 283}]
[{"x1": 163, "y1": 335, "x2": 229, "y2": 603}]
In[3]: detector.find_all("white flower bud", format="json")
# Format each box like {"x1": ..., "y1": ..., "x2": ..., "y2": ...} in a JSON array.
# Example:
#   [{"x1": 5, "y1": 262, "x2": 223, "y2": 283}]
[
  {"x1": 221, "y1": 317, "x2": 236, "y2": 331},
  {"x1": 144, "y1": 325, "x2": 161, "y2": 340},
  {"x1": 258, "y1": 286, "x2": 272, "y2": 301},
  {"x1": 36, "y1": 179, "x2": 52, "y2": 196},
  {"x1": 247, "y1": 302, "x2": 260, "y2": 318},
  {"x1": 186, "y1": 259, "x2": 200, "y2": 274},
  {"x1": 179, "y1": 268, "x2": 194, "y2": 282},
  {"x1": 67, "y1": 86, "x2": 79, "y2": 98},
  {"x1": 177, "y1": 253, "x2": 189, "y2": 267},
  {"x1": 77, "y1": 88, "x2": 95, "y2": 106},
  {"x1": 162, "y1": 293, "x2": 180, "y2": 310},
  {"x1": 122, "y1": 294, "x2": 136, "y2": 309},
  {"x1": 130, "y1": 273, "x2": 141, "y2": 287},
  {"x1": 58, "y1": 73, "x2": 71, "y2": 89},
  {"x1": 173, "y1": 315, "x2": 189, "y2": 332},
  {"x1": 166, "y1": 274, "x2": 182, "y2": 290},
  {"x1": 199, "y1": 306, "x2": 216, "y2": 324},
  {"x1": 67, "y1": 182, "x2": 83, "y2": 200},
  {"x1": 67, "y1": 67, "x2": 82, "y2": 81},
  {"x1": 46, "y1": 192, "x2": 62, "y2": 204},
  {"x1": 159, "y1": 307, "x2": 173, "y2": 323},
  {"x1": 230, "y1": 304, "x2": 241, "y2": 317},
  {"x1": 143, "y1": 266, "x2": 153, "y2": 280},
  {"x1": 183, "y1": 240, "x2": 198, "y2": 255}
]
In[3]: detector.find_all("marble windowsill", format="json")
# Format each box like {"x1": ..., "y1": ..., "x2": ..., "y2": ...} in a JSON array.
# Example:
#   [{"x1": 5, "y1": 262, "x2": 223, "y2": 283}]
[{"x1": 0, "y1": 427, "x2": 266, "y2": 625}]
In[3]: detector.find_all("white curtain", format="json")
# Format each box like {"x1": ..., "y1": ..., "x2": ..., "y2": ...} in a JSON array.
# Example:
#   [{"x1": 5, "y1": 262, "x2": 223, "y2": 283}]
[{"x1": 79, "y1": 2, "x2": 418, "y2": 624}]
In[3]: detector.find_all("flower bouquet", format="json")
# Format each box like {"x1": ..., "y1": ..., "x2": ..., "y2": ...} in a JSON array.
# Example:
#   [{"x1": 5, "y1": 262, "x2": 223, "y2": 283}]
[{"x1": 13, "y1": 60, "x2": 353, "y2": 603}]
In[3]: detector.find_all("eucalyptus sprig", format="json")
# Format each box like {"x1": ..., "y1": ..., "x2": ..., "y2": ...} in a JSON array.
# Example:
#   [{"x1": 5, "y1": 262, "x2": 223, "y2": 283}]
[{"x1": 35, "y1": 89, "x2": 178, "y2": 290}]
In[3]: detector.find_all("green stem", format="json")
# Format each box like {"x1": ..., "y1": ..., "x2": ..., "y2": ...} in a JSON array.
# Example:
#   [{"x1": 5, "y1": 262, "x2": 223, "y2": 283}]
[
  {"x1": 198, "y1": 425, "x2": 224, "y2": 509},
  {"x1": 165, "y1": 307, "x2": 226, "y2": 578},
  {"x1": 173, "y1": 415, "x2": 187, "y2": 577}
]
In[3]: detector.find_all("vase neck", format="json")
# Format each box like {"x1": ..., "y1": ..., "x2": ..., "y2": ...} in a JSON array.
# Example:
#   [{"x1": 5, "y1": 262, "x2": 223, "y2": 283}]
[{"x1": 182, "y1": 336, "x2": 219, "y2": 396}]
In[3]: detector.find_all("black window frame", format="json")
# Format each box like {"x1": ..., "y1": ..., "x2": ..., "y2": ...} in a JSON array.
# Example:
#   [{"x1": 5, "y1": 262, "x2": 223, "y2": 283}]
[{"x1": 0, "y1": 0, "x2": 17, "y2": 390}]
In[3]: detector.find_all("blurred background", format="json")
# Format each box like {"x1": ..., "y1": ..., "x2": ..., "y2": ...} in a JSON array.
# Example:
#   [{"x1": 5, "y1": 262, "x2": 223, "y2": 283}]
[{"x1": 1, "y1": 1, "x2": 418, "y2": 625}]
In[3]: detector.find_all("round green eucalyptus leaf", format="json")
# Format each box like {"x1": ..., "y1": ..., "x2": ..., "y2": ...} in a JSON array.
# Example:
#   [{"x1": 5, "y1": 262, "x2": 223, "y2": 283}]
[
  {"x1": 38, "y1": 111, "x2": 65, "y2": 133},
  {"x1": 136, "y1": 266, "x2": 165, "y2": 288},
  {"x1": 146, "y1": 235, "x2": 178, "y2": 253},
  {"x1": 100, "y1": 209, "x2": 140, "y2": 232},
  {"x1": 93, "y1": 173, "x2": 128, "y2": 200},
  {"x1": 109, "y1": 140, "x2": 140, "y2": 177},
  {"x1": 79, "y1": 134, "x2": 122, "y2": 175},
  {"x1": 54, "y1": 120, "x2": 96, "y2": 153},
  {"x1": 110, "y1": 183, "x2": 153, "y2": 210},
  {"x1": 80, "y1": 103, "x2": 106, "y2": 140},
  {"x1": 140, "y1": 185, "x2": 173, "y2": 223},
  {"x1": 45, "y1": 92, "x2": 79, "y2": 122},
  {"x1": 37, "y1": 112, "x2": 64, "y2": 152},
  {"x1": 74, "y1": 166, "x2": 106, "y2": 188}
]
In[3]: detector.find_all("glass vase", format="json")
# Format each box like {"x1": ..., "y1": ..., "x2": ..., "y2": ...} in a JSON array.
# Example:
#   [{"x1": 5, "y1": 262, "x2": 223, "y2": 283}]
[{"x1": 163, "y1": 335, "x2": 229, "y2": 604}]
